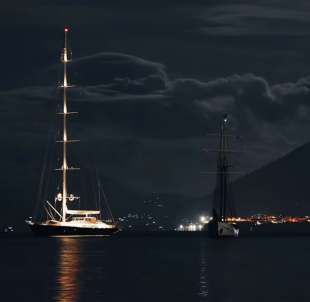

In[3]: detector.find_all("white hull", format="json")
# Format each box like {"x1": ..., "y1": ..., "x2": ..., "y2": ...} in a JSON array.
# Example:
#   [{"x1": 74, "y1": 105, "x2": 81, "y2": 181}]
[
  {"x1": 218, "y1": 222, "x2": 239, "y2": 237},
  {"x1": 26, "y1": 220, "x2": 119, "y2": 236}
]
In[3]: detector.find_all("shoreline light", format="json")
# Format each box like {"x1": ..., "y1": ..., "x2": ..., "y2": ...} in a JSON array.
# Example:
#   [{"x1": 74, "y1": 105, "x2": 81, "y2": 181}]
[{"x1": 200, "y1": 216, "x2": 206, "y2": 223}]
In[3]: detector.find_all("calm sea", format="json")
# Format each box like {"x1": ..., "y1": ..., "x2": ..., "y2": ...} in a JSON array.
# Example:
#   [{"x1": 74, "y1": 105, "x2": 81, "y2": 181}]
[{"x1": 0, "y1": 234, "x2": 309, "y2": 302}]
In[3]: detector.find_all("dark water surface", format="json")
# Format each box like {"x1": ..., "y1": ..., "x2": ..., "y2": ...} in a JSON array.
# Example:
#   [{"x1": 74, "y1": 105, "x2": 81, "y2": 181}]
[{"x1": 1, "y1": 234, "x2": 309, "y2": 302}]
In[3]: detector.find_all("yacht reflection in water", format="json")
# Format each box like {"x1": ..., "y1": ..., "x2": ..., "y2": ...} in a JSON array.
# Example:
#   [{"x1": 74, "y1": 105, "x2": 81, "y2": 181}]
[
  {"x1": 198, "y1": 241, "x2": 209, "y2": 301},
  {"x1": 56, "y1": 238, "x2": 81, "y2": 302}
]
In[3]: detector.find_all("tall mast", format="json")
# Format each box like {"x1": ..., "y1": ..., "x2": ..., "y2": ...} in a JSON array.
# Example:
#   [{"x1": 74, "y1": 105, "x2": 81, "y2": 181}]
[
  {"x1": 61, "y1": 28, "x2": 70, "y2": 222},
  {"x1": 217, "y1": 114, "x2": 229, "y2": 222}
]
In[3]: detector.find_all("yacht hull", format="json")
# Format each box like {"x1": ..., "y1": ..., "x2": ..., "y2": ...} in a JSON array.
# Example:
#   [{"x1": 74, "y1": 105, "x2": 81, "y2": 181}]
[
  {"x1": 207, "y1": 220, "x2": 239, "y2": 238},
  {"x1": 27, "y1": 222, "x2": 119, "y2": 237}
]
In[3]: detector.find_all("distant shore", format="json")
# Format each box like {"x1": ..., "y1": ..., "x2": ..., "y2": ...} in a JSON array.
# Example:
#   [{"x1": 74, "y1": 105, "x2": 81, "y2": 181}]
[{"x1": 3, "y1": 223, "x2": 310, "y2": 238}]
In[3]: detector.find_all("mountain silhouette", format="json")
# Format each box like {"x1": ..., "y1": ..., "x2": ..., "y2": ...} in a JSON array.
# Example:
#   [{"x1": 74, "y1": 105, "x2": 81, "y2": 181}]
[{"x1": 230, "y1": 143, "x2": 310, "y2": 216}]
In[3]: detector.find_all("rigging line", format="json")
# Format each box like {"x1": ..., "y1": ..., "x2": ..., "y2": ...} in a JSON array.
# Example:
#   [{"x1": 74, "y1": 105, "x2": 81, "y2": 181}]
[
  {"x1": 46, "y1": 200, "x2": 62, "y2": 219},
  {"x1": 44, "y1": 206, "x2": 55, "y2": 220},
  {"x1": 82, "y1": 165, "x2": 90, "y2": 209},
  {"x1": 100, "y1": 184, "x2": 116, "y2": 224},
  {"x1": 41, "y1": 140, "x2": 55, "y2": 220},
  {"x1": 95, "y1": 168, "x2": 102, "y2": 220},
  {"x1": 42, "y1": 130, "x2": 58, "y2": 218},
  {"x1": 92, "y1": 162, "x2": 108, "y2": 220},
  {"x1": 33, "y1": 136, "x2": 49, "y2": 220},
  {"x1": 79, "y1": 163, "x2": 87, "y2": 210},
  {"x1": 229, "y1": 182, "x2": 236, "y2": 218},
  {"x1": 89, "y1": 161, "x2": 98, "y2": 214},
  {"x1": 82, "y1": 163, "x2": 93, "y2": 210},
  {"x1": 33, "y1": 104, "x2": 57, "y2": 220},
  {"x1": 83, "y1": 137, "x2": 102, "y2": 215}
]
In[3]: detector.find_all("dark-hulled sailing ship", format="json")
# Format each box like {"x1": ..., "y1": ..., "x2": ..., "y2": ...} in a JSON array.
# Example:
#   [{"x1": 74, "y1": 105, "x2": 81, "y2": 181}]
[
  {"x1": 26, "y1": 28, "x2": 119, "y2": 236},
  {"x1": 207, "y1": 115, "x2": 239, "y2": 238}
]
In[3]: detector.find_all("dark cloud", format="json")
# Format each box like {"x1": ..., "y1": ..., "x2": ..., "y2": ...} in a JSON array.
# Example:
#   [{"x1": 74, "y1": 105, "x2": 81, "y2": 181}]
[
  {"x1": 198, "y1": 4, "x2": 310, "y2": 36},
  {"x1": 5, "y1": 53, "x2": 310, "y2": 139},
  {"x1": 69, "y1": 52, "x2": 168, "y2": 88},
  {"x1": 4, "y1": 53, "x2": 310, "y2": 160},
  {"x1": 3, "y1": 0, "x2": 310, "y2": 92}
]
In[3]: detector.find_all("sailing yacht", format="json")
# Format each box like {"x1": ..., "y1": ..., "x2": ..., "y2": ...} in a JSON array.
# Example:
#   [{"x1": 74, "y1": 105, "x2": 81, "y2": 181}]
[
  {"x1": 26, "y1": 28, "x2": 119, "y2": 236},
  {"x1": 207, "y1": 115, "x2": 239, "y2": 238}
]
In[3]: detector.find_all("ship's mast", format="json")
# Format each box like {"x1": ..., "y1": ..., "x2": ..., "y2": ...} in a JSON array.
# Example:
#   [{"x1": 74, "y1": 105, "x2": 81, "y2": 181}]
[
  {"x1": 217, "y1": 115, "x2": 229, "y2": 222},
  {"x1": 61, "y1": 28, "x2": 70, "y2": 222}
]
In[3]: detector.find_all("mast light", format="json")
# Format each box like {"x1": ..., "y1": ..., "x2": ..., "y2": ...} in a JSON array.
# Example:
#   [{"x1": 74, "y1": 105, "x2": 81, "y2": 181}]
[{"x1": 223, "y1": 114, "x2": 228, "y2": 123}]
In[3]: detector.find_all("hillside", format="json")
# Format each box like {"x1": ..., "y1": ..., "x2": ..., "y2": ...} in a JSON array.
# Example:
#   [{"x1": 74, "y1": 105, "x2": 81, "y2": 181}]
[{"x1": 231, "y1": 143, "x2": 310, "y2": 215}]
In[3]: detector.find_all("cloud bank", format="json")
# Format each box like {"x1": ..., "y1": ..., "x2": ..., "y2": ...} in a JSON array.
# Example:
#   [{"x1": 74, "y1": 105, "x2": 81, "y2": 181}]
[
  {"x1": 2, "y1": 52, "x2": 310, "y2": 197},
  {"x1": 198, "y1": 4, "x2": 310, "y2": 36}
]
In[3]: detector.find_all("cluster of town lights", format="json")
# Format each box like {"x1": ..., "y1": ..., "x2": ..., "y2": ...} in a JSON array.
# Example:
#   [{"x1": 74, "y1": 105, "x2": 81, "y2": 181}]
[
  {"x1": 226, "y1": 215, "x2": 310, "y2": 224},
  {"x1": 178, "y1": 215, "x2": 212, "y2": 231},
  {"x1": 177, "y1": 214, "x2": 310, "y2": 231}
]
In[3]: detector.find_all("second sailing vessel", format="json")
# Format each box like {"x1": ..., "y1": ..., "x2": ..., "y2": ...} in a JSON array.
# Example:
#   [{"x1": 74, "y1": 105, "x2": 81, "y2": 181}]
[
  {"x1": 207, "y1": 115, "x2": 239, "y2": 238},
  {"x1": 26, "y1": 28, "x2": 119, "y2": 236}
]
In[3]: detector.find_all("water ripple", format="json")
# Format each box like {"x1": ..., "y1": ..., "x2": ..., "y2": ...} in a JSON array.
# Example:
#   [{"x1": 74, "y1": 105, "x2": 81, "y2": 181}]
[
  {"x1": 55, "y1": 238, "x2": 81, "y2": 302},
  {"x1": 198, "y1": 241, "x2": 209, "y2": 301}
]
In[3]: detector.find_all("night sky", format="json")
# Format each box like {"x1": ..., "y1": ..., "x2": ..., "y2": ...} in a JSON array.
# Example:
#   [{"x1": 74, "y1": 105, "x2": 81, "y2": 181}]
[{"x1": 2, "y1": 0, "x2": 310, "y2": 227}]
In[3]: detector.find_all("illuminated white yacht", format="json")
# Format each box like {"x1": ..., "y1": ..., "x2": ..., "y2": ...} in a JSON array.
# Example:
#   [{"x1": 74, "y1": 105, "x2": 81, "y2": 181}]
[
  {"x1": 26, "y1": 28, "x2": 118, "y2": 236},
  {"x1": 207, "y1": 115, "x2": 239, "y2": 238}
]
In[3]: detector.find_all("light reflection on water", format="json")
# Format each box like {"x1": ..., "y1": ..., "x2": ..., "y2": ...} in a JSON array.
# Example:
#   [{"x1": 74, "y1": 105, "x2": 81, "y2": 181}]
[
  {"x1": 1, "y1": 236, "x2": 308, "y2": 302},
  {"x1": 198, "y1": 240, "x2": 209, "y2": 301},
  {"x1": 56, "y1": 238, "x2": 81, "y2": 302},
  {"x1": 52, "y1": 236, "x2": 205, "y2": 302}
]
